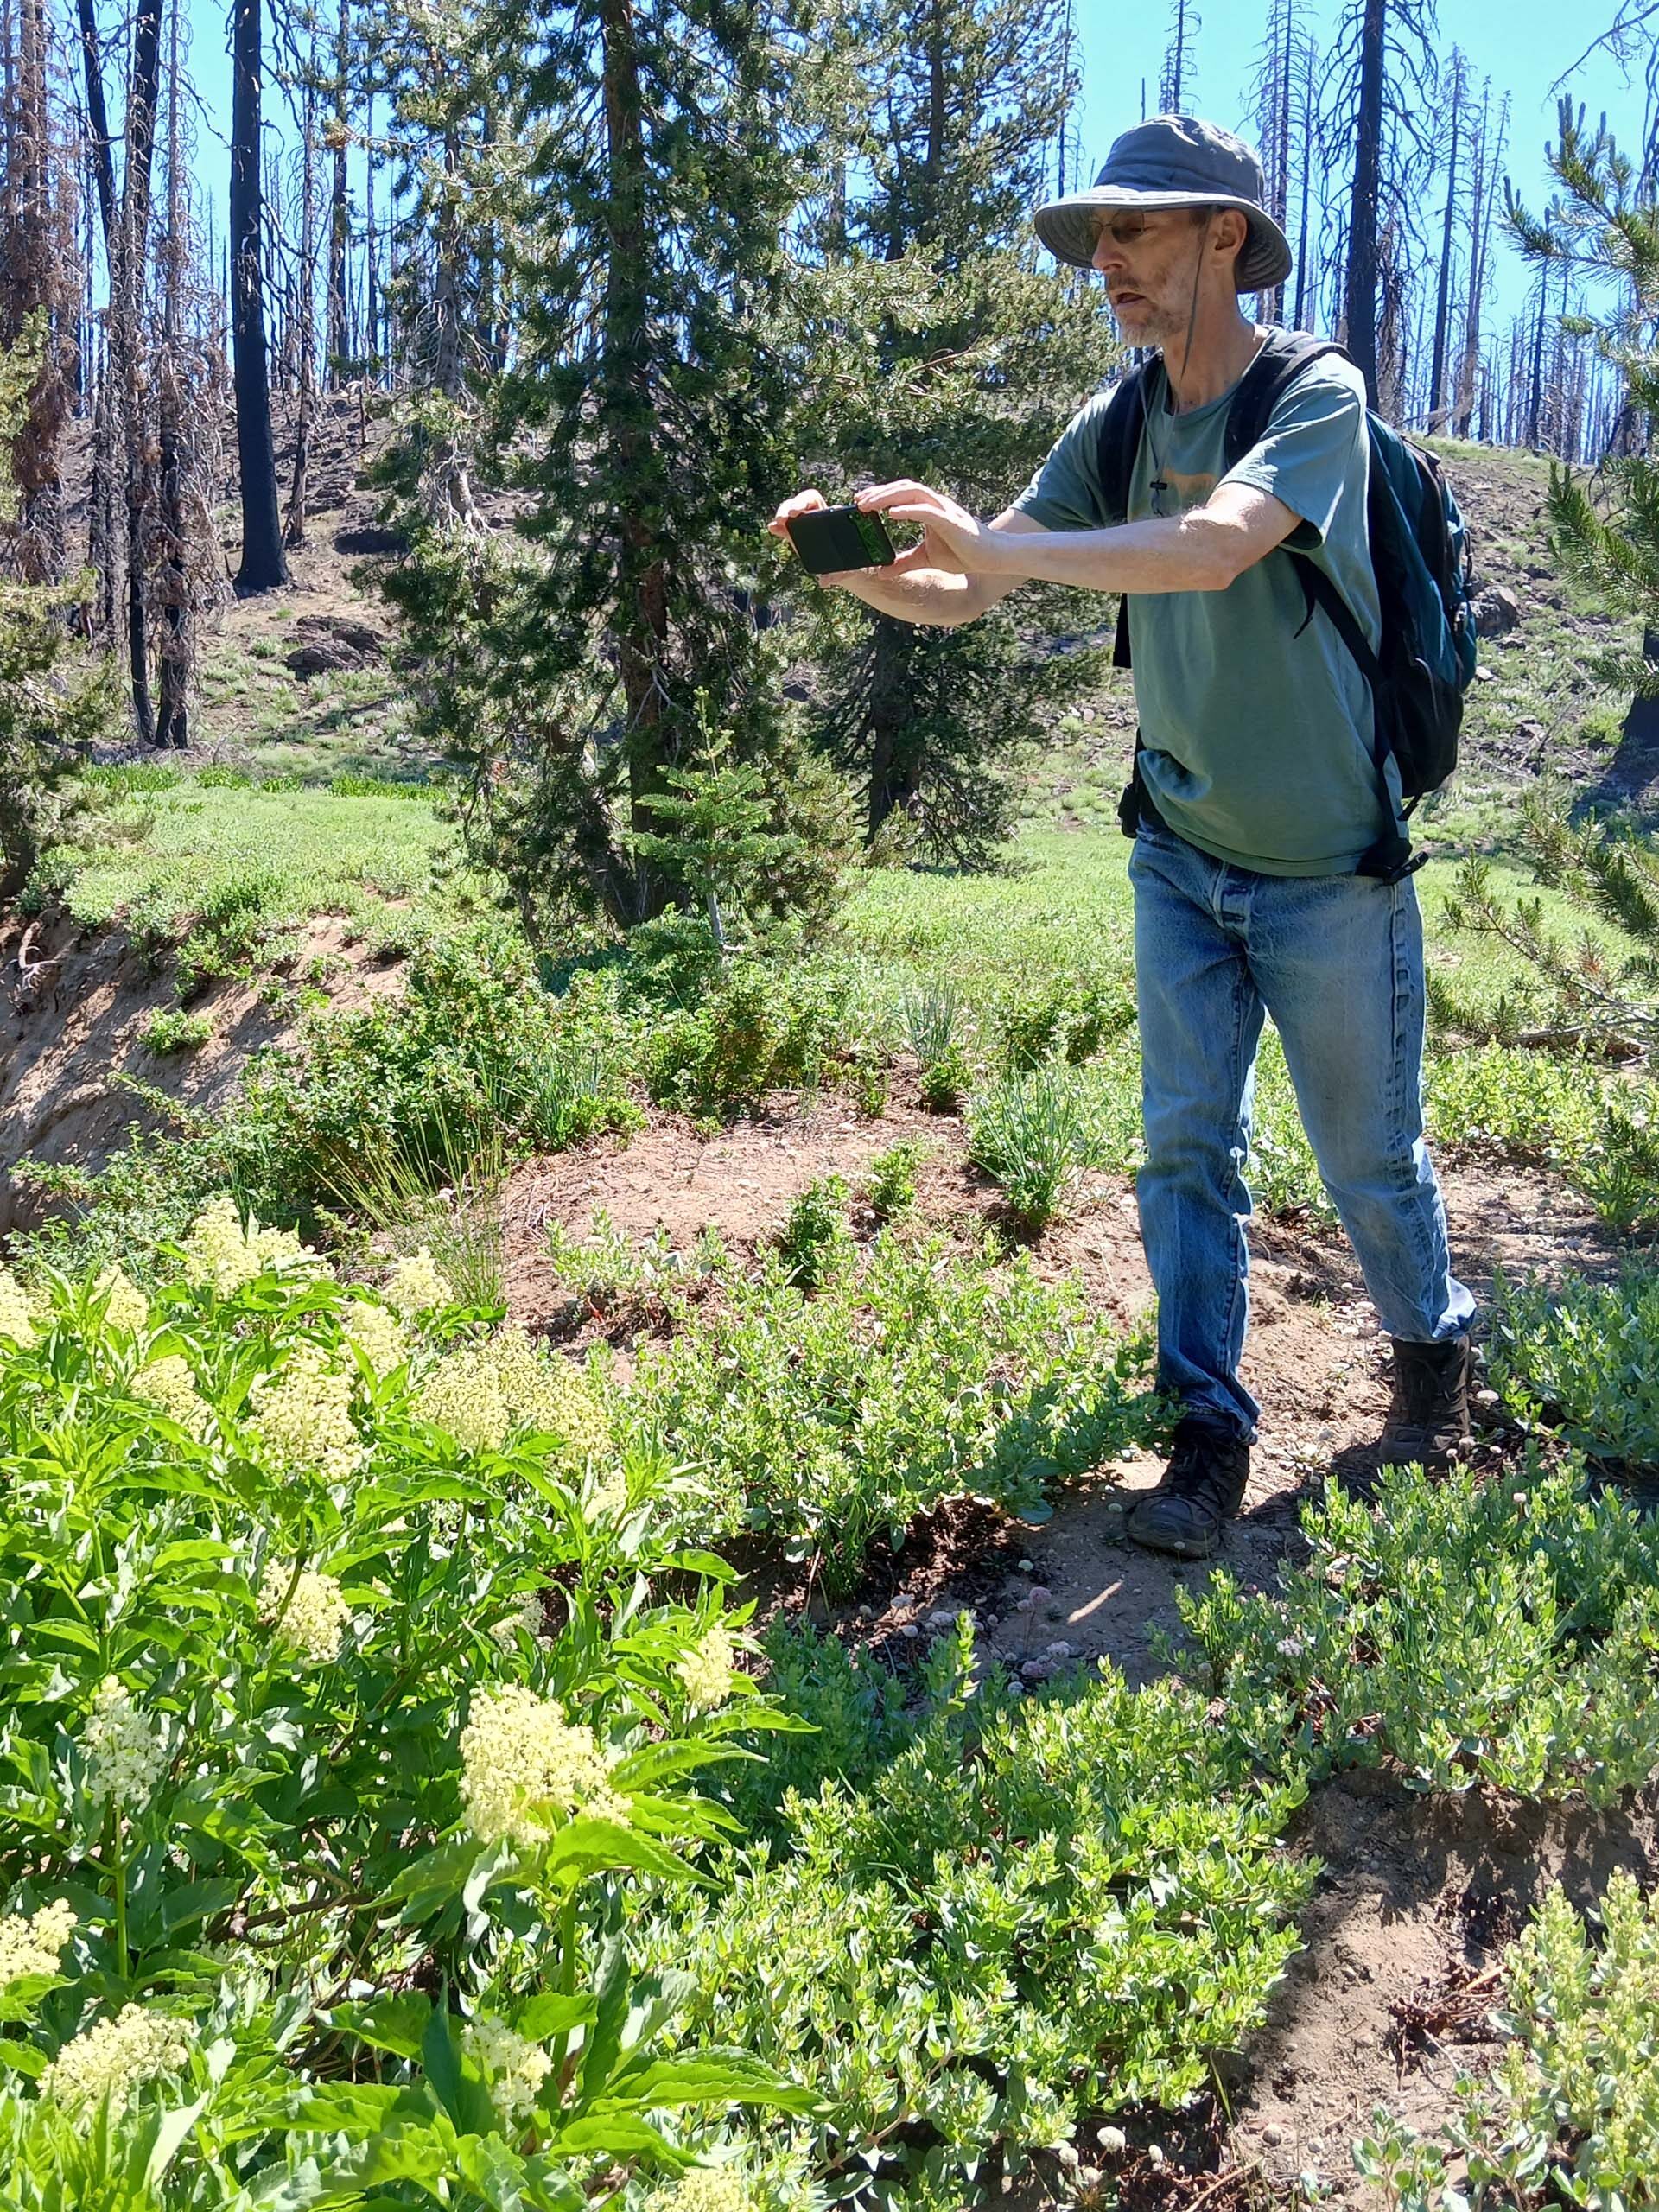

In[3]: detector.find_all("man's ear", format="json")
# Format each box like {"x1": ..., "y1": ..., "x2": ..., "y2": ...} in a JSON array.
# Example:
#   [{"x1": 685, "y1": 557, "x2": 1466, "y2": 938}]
[{"x1": 1212, "y1": 207, "x2": 1249, "y2": 264}]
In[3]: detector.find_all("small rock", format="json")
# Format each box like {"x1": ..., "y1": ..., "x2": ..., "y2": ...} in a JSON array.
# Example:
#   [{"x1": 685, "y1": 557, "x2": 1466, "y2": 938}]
[
  {"x1": 1472, "y1": 582, "x2": 1521, "y2": 633},
  {"x1": 984, "y1": 1612, "x2": 999, "y2": 1629},
  {"x1": 1046, "y1": 1604, "x2": 1065, "y2": 1622},
  {"x1": 1475, "y1": 665, "x2": 1497, "y2": 683},
  {"x1": 1262, "y1": 2123, "x2": 1286, "y2": 2147}
]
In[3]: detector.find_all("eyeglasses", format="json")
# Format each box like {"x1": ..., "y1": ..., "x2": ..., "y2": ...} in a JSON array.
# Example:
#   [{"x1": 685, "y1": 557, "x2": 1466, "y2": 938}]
[{"x1": 1096, "y1": 214, "x2": 1154, "y2": 248}]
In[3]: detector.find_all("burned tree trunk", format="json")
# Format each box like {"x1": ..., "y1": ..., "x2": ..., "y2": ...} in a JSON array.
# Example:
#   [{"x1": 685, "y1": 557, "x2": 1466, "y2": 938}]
[
  {"x1": 1343, "y1": 0, "x2": 1385, "y2": 406},
  {"x1": 231, "y1": 0, "x2": 288, "y2": 590}
]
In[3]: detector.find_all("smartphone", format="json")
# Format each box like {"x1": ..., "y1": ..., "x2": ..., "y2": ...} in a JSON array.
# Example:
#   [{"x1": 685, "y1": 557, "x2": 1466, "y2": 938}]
[{"x1": 785, "y1": 503, "x2": 897, "y2": 575}]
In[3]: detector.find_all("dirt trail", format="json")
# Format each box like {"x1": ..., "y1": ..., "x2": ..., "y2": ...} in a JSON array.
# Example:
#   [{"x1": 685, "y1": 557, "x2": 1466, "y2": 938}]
[{"x1": 498, "y1": 1084, "x2": 1634, "y2": 2208}]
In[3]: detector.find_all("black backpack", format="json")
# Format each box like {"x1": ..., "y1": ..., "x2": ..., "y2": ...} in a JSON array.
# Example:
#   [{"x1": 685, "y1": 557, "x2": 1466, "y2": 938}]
[{"x1": 1096, "y1": 329, "x2": 1478, "y2": 882}]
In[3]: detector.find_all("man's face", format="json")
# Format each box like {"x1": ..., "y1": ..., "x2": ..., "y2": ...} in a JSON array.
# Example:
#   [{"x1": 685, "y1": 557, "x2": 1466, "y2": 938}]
[{"x1": 1090, "y1": 208, "x2": 1214, "y2": 346}]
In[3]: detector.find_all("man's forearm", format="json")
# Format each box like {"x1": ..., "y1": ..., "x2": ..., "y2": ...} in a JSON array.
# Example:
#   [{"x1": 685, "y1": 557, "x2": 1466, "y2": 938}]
[
  {"x1": 836, "y1": 563, "x2": 988, "y2": 627},
  {"x1": 977, "y1": 511, "x2": 1243, "y2": 594}
]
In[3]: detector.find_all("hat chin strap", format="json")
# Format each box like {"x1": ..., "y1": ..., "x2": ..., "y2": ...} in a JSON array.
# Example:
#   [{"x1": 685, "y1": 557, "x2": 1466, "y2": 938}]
[{"x1": 1166, "y1": 215, "x2": 1210, "y2": 401}]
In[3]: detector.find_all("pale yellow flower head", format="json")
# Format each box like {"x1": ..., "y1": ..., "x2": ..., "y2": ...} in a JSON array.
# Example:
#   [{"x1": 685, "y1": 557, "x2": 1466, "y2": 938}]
[
  {"x1": 586, "y1": 1467, "x2": 629, "y2": 1521},
  {"x1": 675, "y1": 1623, "x2": 739, "y2": 1712},
  {"x1": 459, "y1": 1684, "x2": 628, "y2": 1847},
  {"x1": 95, "y1": 1267, "x2": 149, "y2": 1337},
  {"x1": 258, "y1": 1561, "x2": 352, "y2": 1665},
  {"x1": 40, "y1": 2003, "x2": 190, "y2": 2113},
  {"x1": 0, "y1": 1900, "x2": 75, "y2": 1987},
  {"x1": 461, "y1": 2016, "x2": 551, "y2": 2124},
  {"x1": 645, "y1": 2168, "x2": 754, "y2": 2212},
  {"x1": 246, "y1": 1346, "x2": 364, "y2": 1483},
  {"x1": 489, "y1": 1592, "x2": 546, "y2": 1650},
  {"x1": 415, "y1": 1330, "x2": 608, "y2": 1461},
  {"x1": 180, "y1": 1194, "x2": 314, "y2": 1297},
  {"x1": 385, "y1": 1246, "x2": 452, "y2": 1316},
  {"x1": 342, "y1": 1295, "x2": 408, "y2": 1377},
  {"x1": 414, "y1": 1341, "x2": 510, "y2": 1453},
  {"x1": 0, "y1": 1263, "x2": 35, "y2": 1349},
  {"x1": 82, "y1": 1679, "x2": 166, "y2": 1808},
  {"x1": 133, "y1": 1354, "x2": 211, "y2": 1440}
]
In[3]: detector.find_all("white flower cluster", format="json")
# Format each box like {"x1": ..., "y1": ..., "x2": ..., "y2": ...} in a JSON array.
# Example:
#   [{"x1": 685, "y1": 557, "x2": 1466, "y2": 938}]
[
  {"x1": 489, "y1": 1592, "x2": 546, "y2": 1650},
  {"x1": 675, "y1": 1624, "x2": 739, "y2": 1712},
  {"x1": 246, "y1": 1346, "x2": 364, "y2": 1482},
  {"x1": 585, "y1": 1468, "x2": 630, "y2": 1522},
  {"x1": 40, "y1": 2003, "x2": 190, "y2": 2113},
  {"x1": 342, "y1": 1295, "x2": 408, "y2": 1377},
  {"x1": 95, "y1": 1266, "x2": 149, "y2": 1336},
  {"x1": 257, "y1": 1561, "x2": 352, "y2": 1664},
  {"x1": 0, "y1": 1899, "x2": 75, "y2": 1987},
  {"x1": 0, "y1": 1262, "x2": 35, "y2": 1348},
  {"x1": 133, "y1": 1354, "x2": 212, "y2": 1440},
  {"x1": 385, "y1": 1246, "x2": 452, "y2": 1315},
  {"x1": 82, "y1": 1678, "x2": 167, "y2": 1808},
  {"x1": 645, "y1": 2168, "x2": 754, "y2": 2212},
  {"x1": 415, "y1": 1330, "x2": 609, "y2": 1462},
  {"x1": 461, "y1": 2015, "x2": 551, "y2": 2124},
  {"x1": 459, "y1": 1684, "x2": 628, "y2": 1847},
  {"x1": 180, "y1": 1194, "x2": 315, "y2": 1297}
]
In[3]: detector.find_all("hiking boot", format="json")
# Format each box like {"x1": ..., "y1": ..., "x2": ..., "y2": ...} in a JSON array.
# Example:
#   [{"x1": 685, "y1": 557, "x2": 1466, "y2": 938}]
[
  {"x1": 1125, "y1": 1415, "x2": 1251, "y2": 1560},
  {"x1": 1378, "y1": 1333, "x2": 1473, "y2": 1468}
]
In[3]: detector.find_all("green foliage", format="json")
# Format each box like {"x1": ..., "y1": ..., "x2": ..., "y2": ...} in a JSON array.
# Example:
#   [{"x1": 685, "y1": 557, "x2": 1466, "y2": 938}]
[
  {"x1": 775, "y1": 1175, "x2": 854, "y2": 1290},
  {"x1": 0, "y1": 1226, "x2": 800, "y2": 2203},
  {"x1": 1180, "y1": 1458, "x2": 1659, "y2": 1805},
  {"x1": 967, "y1": 1067, "x2": 1093, "y2": 1229},
  {"x1": 625, "y1": 1228, "x2": 1156, "y2": 1586},
  {"x1": 639, "y1": 958, "x2": 851, "y2": 1121},
  {"x1": 1488, "y1": 1261, "x2": 1659, "y2": 1469},
  {"x1": 898, "y1": 982, "x2": 963, "y2": 1069},
  {"x1": 1426, "y1": 1040, "x2": 1609, "y2": 1167},
  {"x1": 784, "y1": 0, "x2": 1118, "y2": 861},
  {"x1": 137, "y1": 1009, "x2": 213, "y2": 1055},
  {"x1": 919, "y1": 1041, "x2": 972, "y2": 1114},
  {"x1": 865, "y1": 1138, "x2": 929, "y2": 1220},
  {"x1": 641, "y1": 1664, "x2": 1313, "y2": 2202},
  {"x1": 1354, "y1": 1872, "x2": 1659, "y2": 2209},
  {"x1": 996, "y1": 976, "x2": 1135, "y2": 1072},
  {"x1": 0, "y1": 320, "x2": 114, "y2": 899}
]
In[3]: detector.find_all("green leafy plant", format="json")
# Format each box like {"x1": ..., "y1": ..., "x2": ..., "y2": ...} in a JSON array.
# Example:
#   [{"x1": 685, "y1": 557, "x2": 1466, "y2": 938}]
[
  {"x1": 865, "y1": 1139, "x2": 929, "y2": 1220},
  {"x1": 919, "y1": 1040, "x2": 972, "y2": 1115},
  {"x1": 138, "y1": 1009, "x2": 213, "y2": 1055},
  {"x1": 1179, "y1": 1456, "x2": 1659, "y2": 1804},
  {"x1": 775, "y1": 1176, "x2": 854, "y2": 1291},
  {"x1": 1487, "y1": 1261, "x2": 1659, "y2": 1471}
]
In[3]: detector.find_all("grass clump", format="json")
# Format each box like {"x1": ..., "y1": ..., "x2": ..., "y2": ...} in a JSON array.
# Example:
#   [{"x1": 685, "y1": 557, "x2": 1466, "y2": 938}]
[
  {"x1": 968, "y1": 1066, "x2": 1094, "y2": 1230},
  {"x1": 1180, "y1": 1458, "x2": 1659, "y2": 1805},
  {"x1": 1487, "y1": 1262, "x2": 1659, "y2": 1471},
  {"x1": 640, "y1": 1654, "x2": 1313, "y2": 2200},
  {"x1": 627, "y1": 1228, "x2": 1155, "y2": 1586}
]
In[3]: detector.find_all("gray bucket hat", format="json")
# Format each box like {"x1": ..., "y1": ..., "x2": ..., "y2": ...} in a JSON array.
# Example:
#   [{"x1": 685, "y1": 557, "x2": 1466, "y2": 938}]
[{"x1": 1033, "y1": 114, "x2": 1293, "y2": 293}]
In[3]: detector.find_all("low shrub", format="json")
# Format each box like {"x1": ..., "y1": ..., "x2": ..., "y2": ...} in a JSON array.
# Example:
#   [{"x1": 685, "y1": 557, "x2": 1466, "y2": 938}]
[
  {"x1": 1354, "y1": 1871, "x2": 1659, "y2": 2209},
  {"x1": 642, "y1": 960, "x2": 850, "y2": 1120},
  {"x1": 1487, "y1": 1261, "x2": 1659, "y2": 1471},
  {"x1": 625, "y1": 1228, "x2": 1156, "y2": 1586},
  {"x1": 919, "y1": 1040, "x2": 972, "y2": 1114},
  {"x1": 865, "y1": 1138, "x2": 929, "y2": 1220},
  {"x1": 1180, "y1": 1457, "x2": 1659, "y2": 1804},
  {"x1": 138, "y1": 1007, "x2": 213, "y2": 1054},
  {"x1": 775, "y1": 1174, "x2": 854, "y2": 1289},
  {"x1": 639, "y1": 1655, "x2": 1313, "y2": 2203}
]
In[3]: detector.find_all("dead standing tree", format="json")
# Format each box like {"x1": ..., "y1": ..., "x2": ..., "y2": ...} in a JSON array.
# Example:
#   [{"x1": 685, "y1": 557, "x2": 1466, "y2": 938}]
[
  {"x1": 1319, "y1": 0, "x2": 1436, "y2": 410},
  {"x1": 230, "y1": 0, "x2": 288, "y2": 590}
]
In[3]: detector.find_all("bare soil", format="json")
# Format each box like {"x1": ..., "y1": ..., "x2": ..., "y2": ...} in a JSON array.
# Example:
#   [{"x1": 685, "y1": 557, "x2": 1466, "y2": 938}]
[{"x1": 494, "y1": 1079, "x2": 1636, "y2": 2208}]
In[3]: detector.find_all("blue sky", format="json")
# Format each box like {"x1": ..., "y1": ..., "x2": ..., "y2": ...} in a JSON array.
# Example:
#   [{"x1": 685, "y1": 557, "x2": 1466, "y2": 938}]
[{"x1": 177, "y1": 0, "x2": 1651, "y2": 334}]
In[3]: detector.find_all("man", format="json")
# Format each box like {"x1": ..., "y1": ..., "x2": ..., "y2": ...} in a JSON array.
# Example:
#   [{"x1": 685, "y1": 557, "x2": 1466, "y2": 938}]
[{"x1": 770, "y1": 115, "x2": 1474, "y2": 1560}]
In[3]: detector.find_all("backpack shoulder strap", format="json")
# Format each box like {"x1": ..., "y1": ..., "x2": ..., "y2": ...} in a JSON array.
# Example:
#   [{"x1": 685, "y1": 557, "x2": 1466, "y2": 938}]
[
  {"x1": 1222, "y1": 328, "x2": 1354, "y2": 473},
  {"x1": 1096, "y1": 359, "x2": 1158, "y2": 528}
]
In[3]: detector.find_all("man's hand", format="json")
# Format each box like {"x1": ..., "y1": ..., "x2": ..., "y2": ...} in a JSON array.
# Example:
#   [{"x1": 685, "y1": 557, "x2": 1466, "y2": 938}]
[
  {"x1": 853, "y1": 480, "x2": 1004, "y2": 575},
  {"x1": 768, "y1": 486, "x2": 939, "y2": 592}
]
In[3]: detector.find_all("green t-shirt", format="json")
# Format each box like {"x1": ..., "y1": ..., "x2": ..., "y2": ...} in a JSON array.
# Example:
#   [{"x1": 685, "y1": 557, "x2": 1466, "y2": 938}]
[{"x1": 1013, "y1": 342, "x2": 1400, "y2": 876}]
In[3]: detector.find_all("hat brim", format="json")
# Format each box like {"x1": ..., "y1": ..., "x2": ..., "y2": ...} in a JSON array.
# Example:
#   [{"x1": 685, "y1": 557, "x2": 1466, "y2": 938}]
[{"x1": 1032, "y1": 186, "x2": 1293, "y2": 292}]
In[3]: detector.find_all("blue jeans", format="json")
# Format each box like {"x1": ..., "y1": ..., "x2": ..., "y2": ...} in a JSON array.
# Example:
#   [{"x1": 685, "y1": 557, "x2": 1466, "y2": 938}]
[{"x1": 1129, "y1": 819, "x2": 1475, "y2": 1440}]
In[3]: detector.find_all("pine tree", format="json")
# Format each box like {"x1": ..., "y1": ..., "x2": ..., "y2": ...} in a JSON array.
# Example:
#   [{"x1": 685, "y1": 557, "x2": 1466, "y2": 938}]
[
  {"x1": 788, "y1": 0, "x2": 1117, "y2": 863},
  {"x1": 381, "y1": 0, "x2": 849, "y2": 938}
]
